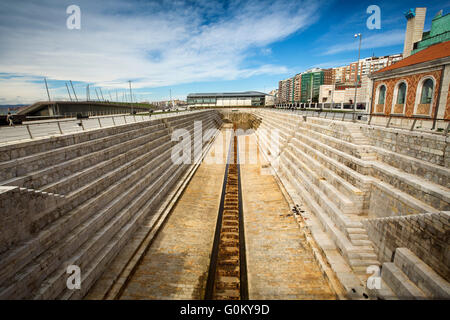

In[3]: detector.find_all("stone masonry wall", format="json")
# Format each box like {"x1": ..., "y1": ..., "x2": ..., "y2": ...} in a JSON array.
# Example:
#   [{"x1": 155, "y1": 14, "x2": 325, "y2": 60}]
[
  {"x1": 367, "y1": 183, "x2": 427, "y2": 218},
  {"x1": 362, "y1": 211, "x2": 450, "y2": 281},
  {"x1": 0, "y1": 186, "x2": 65, "y2": 255},
  {"x1": 359, "y1": 125, "x2": 448, "y2": 167}
]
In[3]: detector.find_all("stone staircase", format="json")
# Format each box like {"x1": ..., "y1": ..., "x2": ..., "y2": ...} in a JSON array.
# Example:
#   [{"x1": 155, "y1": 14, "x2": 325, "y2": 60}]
[
  {"x1": 252, "y1": 110, "x2": 450, "y2": 292},
  {"x1": 378, "y1": 248, "x2": 450, "y2": 299},
  {"x1": 0, "y1": 110, "x2": 222, "y2": 299}
]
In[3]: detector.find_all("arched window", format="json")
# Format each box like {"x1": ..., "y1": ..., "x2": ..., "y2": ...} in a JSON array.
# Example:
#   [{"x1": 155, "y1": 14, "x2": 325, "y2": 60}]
[
  {"x1": 397, "y1": 82, "x2": 406, "y2": 104},
  {"x1": 378, "y1": 85, "x2": 386, "y2": 104},
  {"x1": 420, "y1": 78, "x2": 434, "y2": 104}
]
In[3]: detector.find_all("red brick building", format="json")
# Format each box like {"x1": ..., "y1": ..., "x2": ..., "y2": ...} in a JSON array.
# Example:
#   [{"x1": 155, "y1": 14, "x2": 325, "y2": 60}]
[{"x1": 370, "y1": 41, "x2": 450, "y2": 121}]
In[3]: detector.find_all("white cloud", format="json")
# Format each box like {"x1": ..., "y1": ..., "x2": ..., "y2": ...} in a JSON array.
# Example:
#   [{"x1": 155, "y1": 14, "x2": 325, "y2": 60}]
[
  {"x1": 0, "y1": 0, "x2": 320, "y2": 103},
  {"x1": 323, "y1": 29, "x2": 405, "y2": 55}
]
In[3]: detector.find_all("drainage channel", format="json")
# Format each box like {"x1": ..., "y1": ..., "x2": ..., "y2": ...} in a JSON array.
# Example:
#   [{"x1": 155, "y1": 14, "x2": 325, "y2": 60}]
[{"x1": 205, "y1": 125, "x2": 248, "y2": 300}]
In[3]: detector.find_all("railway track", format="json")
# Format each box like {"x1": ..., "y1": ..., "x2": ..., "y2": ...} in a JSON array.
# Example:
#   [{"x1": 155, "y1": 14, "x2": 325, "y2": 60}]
[{"x1": 205, "y1": 127, "x2": 248, "y2": 300}]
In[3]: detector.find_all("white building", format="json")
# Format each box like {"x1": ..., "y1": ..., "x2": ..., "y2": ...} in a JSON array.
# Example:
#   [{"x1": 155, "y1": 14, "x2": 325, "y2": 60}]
[{"x1": 187, "y1": 91, "x2": 267, "y2": 107}]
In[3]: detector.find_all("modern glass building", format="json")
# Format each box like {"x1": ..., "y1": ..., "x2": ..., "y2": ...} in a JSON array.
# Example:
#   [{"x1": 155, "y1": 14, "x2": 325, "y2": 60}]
[
  {"x1": 300, "y1": 71, "x2": 325, "y2": 103},
  {"x1": 187, "y1": 91, "x2": 266, "y2": 107}
]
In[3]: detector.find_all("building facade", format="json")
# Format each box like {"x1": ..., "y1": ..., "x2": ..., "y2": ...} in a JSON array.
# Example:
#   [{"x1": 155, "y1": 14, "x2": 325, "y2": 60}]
[
  {"x1": 301, "y1": 69, "x2": 326, "y2": 103},
  {"x1": 187, "y1": 91, "x2": 267, "y2": 107},
  {"x1": 370, "y1": 41, "x2": 450, "y2": 126}
]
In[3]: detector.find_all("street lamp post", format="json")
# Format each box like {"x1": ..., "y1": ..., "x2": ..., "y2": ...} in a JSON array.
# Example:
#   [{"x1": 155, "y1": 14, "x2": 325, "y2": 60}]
[
  {"x1": 353, "y1": 33, "x2": 362, "y2": 118},
  {"x1": 129, "y1": 80, "x2": 133, "y2": 114}
]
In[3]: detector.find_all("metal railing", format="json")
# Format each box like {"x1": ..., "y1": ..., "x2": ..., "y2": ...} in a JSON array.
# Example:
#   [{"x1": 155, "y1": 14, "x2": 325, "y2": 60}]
[
  {"x1": 0, "y1": 109, "x2": 205, "y2": 145},
  {"x1": 270, "y1": 107, "x2": 450, "y2": 136}
]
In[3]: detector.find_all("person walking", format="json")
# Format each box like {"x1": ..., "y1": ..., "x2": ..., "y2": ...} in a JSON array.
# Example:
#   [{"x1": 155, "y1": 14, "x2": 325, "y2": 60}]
[{"x1": 6, "y1": 112, "x2": 13, "y2": 126}]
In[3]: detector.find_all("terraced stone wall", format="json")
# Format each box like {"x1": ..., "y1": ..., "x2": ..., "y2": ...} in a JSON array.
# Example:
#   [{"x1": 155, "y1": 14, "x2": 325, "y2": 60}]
[
  {"x1": 359, "y1": 125, "x2": 448, "y2": 167},
  {"x1": 362, "y1": 211, "x2": 450, "y2": 281}
]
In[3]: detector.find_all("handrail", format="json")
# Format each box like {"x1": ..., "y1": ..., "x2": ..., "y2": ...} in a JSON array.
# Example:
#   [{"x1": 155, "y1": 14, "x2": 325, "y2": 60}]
[
  {"x1": 0, "y1": 109, "x2": 206, "y2": 145},
  {"x1": 270, "y1": 107, "x2": 449, "y2": 136}
]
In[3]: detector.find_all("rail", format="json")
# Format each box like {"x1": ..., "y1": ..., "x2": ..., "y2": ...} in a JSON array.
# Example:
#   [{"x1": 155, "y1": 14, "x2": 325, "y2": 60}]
[
  {"x1": 272, "y1": 108, "x2": 450, "y2": 136},
  {"x1": 205, "y1": 126, "x2": 248, "y2": 300},
  {"x1": 0, "y1": 109, "x2": 205, "y2": 145}
]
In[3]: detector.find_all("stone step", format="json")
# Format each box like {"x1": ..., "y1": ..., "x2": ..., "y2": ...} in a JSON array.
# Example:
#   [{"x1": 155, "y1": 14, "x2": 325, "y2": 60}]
[
  {"x1": 67, "y1": 126, "x2": 220, "y2": 300},
  {"x1": 42, "y1": 133, "x2": 171, "y2": 195},
  {"x1": 282, "y1": 148, "x2": 361, "y2": 233},
  {"x1": 393, "y1": 248, "x2": 450, "y2": 299},
  {"x1": 371, "y1": 146, "x2": 449, "y2": 188},
  {"x1": 0, "y1": 147, "x2": 175, "y2": 297},
  {"x1": 0, "y1": 141, "x2": 175, "y2": 291},
  {"x1": 34, "y1": 158, "x2": 184, "y2": 299},
  {"x1": 288, "y1": 139, "x2": 365, "y2": 205},
  {"x1": 381, "y1": 262, "x2": 427, "y2": 299},
  {"x1": 348, "y1": 233, "x2": 369, "y2": 241},
  {"x1": 0, "y1": 120, "x2": 165, "y2": 182},
  {"x1": 348, "y1": 259, "x2": 380, "y2": 267},
  {"x1": 290, "y1": 136, "x2": 370, "y2": 193},
  {"x1": 371, "y1": 161, "x2": 450, "y2": 211},
  {"x1": 285, "y1": 146, "x2": 358, "y2": 215},
  {"x1": 296, "y1": 122, "x2": 449, "y2": 211},
  {"x1": 0, "y1": 110, "x2": 221, "y2": 299},
  {"x1": 277, "y1": 154, "x2": 377, "y2": 271}
]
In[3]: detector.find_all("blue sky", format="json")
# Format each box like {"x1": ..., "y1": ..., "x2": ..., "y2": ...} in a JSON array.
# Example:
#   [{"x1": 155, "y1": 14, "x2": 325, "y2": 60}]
[{"x1": 0, "y1": 0, "x2": 449, "y2": 104}]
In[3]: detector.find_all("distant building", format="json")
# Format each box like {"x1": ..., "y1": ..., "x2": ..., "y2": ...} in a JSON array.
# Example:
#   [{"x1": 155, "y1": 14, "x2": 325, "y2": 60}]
[
  {"x1": 319, "y1": 75, "x2": 372, "y2": 105},
  {"x1": 186, "y1": 91, "x2": 267, "y2": 107},
  {"x1": 278, "y1": 80, "x2": 289, "y2": 104},
  {"x1": 300, "y1": 69, "x2": 326, "y2": 103},
  {"x1": 331, "y1": 54, "x2": 403, "y2": 86},
  {"x1": 287, "y1": 78, "x2": 294, "y2": 103},
  {"x1": 370, "y1": 41, "x2": 450, "y2": 122},
  {"x1": 264, "y1": 94, "x2": 275, "y2": 107},
  {"x1": 294, "y1": 74, "x2": 302, "y2": 102}
]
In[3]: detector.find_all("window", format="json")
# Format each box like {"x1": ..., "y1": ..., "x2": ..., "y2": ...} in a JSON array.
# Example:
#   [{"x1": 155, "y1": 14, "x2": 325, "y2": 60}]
[
  {"x1": 420, "y1": 78, "x2": 433, "y2": 104},
  {"x1": 414, "y1": 77, "x2": 435, "y2": 116},
  {"x1": 396, "y1": 82, "x2": 406, "y2": 104},
  {"x1": 378, "y1": 85, "x2": 386, "y2": 104}
]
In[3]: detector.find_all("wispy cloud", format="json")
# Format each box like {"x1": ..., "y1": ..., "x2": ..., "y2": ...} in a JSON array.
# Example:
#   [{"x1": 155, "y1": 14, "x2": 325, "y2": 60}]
[
  {"x1": 0, "y1": 0, "x2": 320, "y2": 103},
  {"x1": 323, "y1": 29, "x2": 405, "y2": 55}
]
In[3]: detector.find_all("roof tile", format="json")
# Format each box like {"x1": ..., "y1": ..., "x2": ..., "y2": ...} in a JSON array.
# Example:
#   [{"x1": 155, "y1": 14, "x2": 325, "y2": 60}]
[{"x1": 376, "y1": 40, "x2": 450, "y2": 73}]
